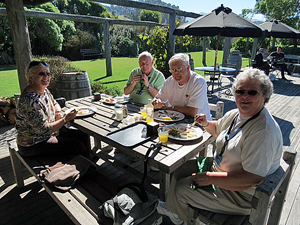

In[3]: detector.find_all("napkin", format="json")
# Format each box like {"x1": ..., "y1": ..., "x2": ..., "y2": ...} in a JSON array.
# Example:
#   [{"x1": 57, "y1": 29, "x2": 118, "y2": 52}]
[{"x1": 192, "y1": 156, "x2": 216, "y2": 192}]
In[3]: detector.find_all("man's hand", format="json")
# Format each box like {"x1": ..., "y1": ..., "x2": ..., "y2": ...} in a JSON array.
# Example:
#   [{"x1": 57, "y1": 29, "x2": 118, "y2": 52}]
[
  {"x1": 132, "y1": 74, "x2": 142, "y2": 85},
  {"x1": 141, "y1": 74, "x2": 150, "y2": 87},
  {"x1": 152, "y1": 98, "x2": 164, "y2": 109}
]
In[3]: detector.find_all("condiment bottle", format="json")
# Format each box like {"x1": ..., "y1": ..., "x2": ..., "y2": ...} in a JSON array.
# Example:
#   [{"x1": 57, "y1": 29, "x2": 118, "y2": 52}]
[
  {"x1": 123, "y1": 104, "x2": 128, "y2": 117},
  {"x1": 114, "y1": 104, "x2": 123, "y2": 121}
]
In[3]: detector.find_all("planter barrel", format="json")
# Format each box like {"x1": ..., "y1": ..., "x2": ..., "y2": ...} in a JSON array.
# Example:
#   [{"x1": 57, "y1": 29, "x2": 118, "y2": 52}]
[{"x1": 55, "y1": 71, "x2": 92, "y2": 100}]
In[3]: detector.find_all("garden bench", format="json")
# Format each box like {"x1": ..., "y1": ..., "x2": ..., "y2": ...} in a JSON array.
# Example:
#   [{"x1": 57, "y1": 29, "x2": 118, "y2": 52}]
[
  {"x1": 8, "y1": 140, "x2": 117, "y2": 225},
  {"x1": 187, "y1": 149, "x2": 296, "y2": 225},
  {"x1": 80, "y1": 49, "x2": 102, "y2": 60}
]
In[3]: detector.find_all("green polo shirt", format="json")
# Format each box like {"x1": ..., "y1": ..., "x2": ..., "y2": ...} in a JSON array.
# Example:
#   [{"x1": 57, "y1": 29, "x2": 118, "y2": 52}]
[{"x1": 126, "y1": 67, "x2": 165, "y2": 105}]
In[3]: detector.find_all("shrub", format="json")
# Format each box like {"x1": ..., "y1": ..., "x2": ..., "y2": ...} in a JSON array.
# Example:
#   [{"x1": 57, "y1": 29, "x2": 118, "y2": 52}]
[
  {"x1": 91, "y1": 82, "x2": 122, "y2": 96},
  {"x1": 119, "y1": 37, "x2": 138, "y2": 57}
]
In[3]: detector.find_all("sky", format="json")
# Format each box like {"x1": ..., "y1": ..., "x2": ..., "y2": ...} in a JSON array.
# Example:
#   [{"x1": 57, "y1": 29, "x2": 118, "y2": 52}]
[{"x1": 165, "y1": 0, "x2": 266, "y2": 20}]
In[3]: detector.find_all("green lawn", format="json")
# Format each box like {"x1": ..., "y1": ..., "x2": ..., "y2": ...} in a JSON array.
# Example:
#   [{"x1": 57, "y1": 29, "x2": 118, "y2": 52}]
[{"x1": 0, "y1": 51, "x2": 250, "y2": 97}]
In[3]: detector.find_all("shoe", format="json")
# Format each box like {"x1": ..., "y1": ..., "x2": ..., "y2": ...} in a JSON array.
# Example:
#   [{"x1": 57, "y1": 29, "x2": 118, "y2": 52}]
[{"x1": 157, "y1": 201, "x2": 184, "y2": 225}]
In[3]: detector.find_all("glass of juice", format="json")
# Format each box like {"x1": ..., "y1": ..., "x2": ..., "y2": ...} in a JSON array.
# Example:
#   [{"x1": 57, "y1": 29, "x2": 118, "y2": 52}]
[
  {"x1": 140, "y1": 107, "x2": 147, "y2": 118},
  {"x1": 157, "y1": 127, "x2": 169, "y2": 145}
]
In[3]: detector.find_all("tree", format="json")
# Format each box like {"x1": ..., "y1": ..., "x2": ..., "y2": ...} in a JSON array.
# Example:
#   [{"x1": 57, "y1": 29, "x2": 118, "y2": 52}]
[
  {"x1": 139, "y1": 9, "x2": 162, "y2": 23},
  {"x1": 254, "y1": 0, "x2": 300, "y2": 29}
]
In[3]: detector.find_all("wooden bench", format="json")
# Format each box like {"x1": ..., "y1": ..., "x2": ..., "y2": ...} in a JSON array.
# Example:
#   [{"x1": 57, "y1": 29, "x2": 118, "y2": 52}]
[
  {"x1": 80, "y1": 49, "x2": 102, "y2": 60},
  {"x1": 8, "y1": 141, "x2": 117, "y2": 225},
  {"x1": 187, "y1": 149, "x2": 297, "y2": 225}
]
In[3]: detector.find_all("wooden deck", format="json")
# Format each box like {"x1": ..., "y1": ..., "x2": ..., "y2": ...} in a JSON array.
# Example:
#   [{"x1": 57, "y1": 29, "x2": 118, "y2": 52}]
[{"x1": 1, "y1": 72, "x2": 300, "y2": 225}]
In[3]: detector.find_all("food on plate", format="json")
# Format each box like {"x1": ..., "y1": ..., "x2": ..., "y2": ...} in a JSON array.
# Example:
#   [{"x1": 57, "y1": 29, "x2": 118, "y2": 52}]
[
  {"x1": 77, "y1": 108, "x2": 90, "y2": 116},
  {"x1": 104, "y1": 98, "x2": 115, "y2": 103},
  {"x1": 165, "y1": 124, "x2": 198, "y2": 139},
  {"x1": 157, "y1": 111, "x2": 180, "y2": 120}
]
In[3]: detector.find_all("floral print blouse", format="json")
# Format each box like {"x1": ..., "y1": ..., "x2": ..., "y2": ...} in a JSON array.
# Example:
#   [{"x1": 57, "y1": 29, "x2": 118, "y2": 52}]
[{"x1": 16, "y1": 88, "x2": 58, "y2": 147}]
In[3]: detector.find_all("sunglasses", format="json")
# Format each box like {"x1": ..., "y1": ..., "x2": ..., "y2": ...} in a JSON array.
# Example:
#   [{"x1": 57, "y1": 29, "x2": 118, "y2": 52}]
[
  {"x1": 235, "y1": 90, "x2": 260, "y2": 96},
  {"x1": 29, "y1": 61, "x2": 49, "y2": 69},
  {"x1": 38, "y1": 72, "x2": 51, "y2": 77},
  {"x1": 169, "y1": 67, "x2": 184, "y2": 73}
]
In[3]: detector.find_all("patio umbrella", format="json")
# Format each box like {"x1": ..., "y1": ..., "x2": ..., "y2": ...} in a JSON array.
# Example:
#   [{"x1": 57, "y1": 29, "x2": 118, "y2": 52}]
[
  {"x1": 173, "y1": 4, "x2": 264, "y2": 68},
  {"x1": 259, "y1": 19, "x2": 300, "y2": 39}
]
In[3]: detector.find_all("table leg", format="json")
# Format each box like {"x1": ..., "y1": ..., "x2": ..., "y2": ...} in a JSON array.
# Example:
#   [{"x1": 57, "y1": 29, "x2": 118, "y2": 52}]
[{"x1": 159, "y1": 171, "x2": 170, "y2": 201}]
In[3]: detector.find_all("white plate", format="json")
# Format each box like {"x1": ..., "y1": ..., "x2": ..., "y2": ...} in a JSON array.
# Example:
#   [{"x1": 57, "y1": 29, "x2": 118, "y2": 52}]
[
  {"x1": 154, "y1": 110, "x2": 185, "y2": 122},
  {"x1": 65, "y1": 106, "x2": 97, "y2": 118},
  {"x1": 165, "y1": 123, "x2": 203, "y2": 141},
  {"x1": 102, "y1": 97, "x2": 129, "y2": 105}
]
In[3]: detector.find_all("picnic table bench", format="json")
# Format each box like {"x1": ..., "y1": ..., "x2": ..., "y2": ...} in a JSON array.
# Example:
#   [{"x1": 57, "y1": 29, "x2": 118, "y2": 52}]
[
  {"x1": 8, "y1": 141, "x2": 117, "y2": 225},
  {"x1": 80, "y1": 49, "x2": 102, "y2": 60}
]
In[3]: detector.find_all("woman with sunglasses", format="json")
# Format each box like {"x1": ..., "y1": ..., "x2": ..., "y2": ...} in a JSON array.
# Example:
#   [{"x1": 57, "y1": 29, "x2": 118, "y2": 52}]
[
  {"x1": 157, "y1": 68, "x2": 283, "y2": 225},
  {"x1": 15, "y1": 61, "x2": 91, "y2": 158}
]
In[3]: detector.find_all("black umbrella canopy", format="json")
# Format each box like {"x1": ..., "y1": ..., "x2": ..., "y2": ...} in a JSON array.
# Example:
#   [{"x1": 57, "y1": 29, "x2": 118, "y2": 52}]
[
  {"x1": 173, "y1": 4, "x2": 263, "y2": 38},
  {"x1": 259, "y1": 19, "x2": 300, "y2": 39}
]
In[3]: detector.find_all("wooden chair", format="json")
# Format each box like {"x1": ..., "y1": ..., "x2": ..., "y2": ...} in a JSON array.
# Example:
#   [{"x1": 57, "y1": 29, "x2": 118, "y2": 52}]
[
  {"x1": 187, "y1": 150, "x2": 297, "y2": 225},
  {"x1": 209, "y1": 101, "x2": 224, "y2": 120}
]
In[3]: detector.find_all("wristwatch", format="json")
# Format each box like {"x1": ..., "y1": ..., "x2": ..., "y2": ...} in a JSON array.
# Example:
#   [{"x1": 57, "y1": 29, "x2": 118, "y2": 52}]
[{"x1": 148, "y1": 84, "x2": 153, "y2": 89}]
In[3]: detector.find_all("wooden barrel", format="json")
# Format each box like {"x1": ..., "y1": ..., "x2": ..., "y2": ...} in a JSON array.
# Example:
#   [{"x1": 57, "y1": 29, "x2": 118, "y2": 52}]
[{"x1": 55, "y1": 71, "x2": 92, "y2": 100}]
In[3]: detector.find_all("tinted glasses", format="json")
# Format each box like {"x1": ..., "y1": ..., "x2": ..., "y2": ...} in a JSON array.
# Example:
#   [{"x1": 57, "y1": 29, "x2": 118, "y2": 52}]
[
  {"x1": 29, "y1": 61, "x2": 49, "y2": 69},
  {"x1": 38, "y1": 72, "x2": 51, "y2": 77},
  {"x1": 235, "y1": 90, "x2": 260, "y2": 96}
]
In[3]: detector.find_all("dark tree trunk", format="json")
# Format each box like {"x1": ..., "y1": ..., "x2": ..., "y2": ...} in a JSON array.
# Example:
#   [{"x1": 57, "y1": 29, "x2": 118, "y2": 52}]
[{"x1": 5, "y1": 0, "x2": 32, "y2": 92}]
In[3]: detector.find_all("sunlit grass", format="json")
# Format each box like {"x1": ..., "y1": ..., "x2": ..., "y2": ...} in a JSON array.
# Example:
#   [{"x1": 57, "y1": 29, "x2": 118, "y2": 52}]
[{"x1": 0, "y1": 51, "x2": 250, "y2": 97}]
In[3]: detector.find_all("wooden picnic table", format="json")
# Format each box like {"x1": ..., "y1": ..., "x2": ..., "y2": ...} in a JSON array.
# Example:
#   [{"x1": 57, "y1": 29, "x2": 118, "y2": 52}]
[{"x1": 65, "y1": 95, "x2": 215, "y2": 200}]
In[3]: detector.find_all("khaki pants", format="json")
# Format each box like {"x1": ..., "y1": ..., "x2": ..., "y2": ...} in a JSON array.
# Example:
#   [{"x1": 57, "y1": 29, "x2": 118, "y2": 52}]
[{"x1": 165, "y1": 159, "x2": 253, "y2": 222}]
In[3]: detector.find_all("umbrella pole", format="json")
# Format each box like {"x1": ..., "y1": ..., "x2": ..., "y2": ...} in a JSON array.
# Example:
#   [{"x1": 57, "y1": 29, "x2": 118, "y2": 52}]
[{"x1": 214, "y1": 34, "x2": 221, "y2": 70}]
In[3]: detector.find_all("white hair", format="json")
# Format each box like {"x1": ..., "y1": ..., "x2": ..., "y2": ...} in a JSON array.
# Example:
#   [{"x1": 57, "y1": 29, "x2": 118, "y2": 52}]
[
  {"x1": 138, "y1": 51, "x2": 153, "y2": 61},
  {"x1": 168, "y1": 53, "x2": 189, "y2": 67}
]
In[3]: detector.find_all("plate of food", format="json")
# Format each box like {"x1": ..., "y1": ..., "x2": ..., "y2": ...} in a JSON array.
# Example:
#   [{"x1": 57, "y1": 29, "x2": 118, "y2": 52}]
[
  {"x1": 65, "y1": 106, "x2": 97, "y2": 118},
  {"x1": 154, "y1": 110, "x2": 185, "y2": 122},
  {"x1": 103, "y1": 97, "x2": 129, "y2": 105},
  {"x1": 164, "y1": 123, "x2": 203, "y2": 141}
]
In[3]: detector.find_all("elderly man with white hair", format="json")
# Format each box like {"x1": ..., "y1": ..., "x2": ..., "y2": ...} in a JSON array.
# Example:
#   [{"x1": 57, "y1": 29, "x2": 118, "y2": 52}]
[
  {"x1": 153, "y1": 53, "x2": 211, "y2": 120},
  {"x1": 124, "y1": 51, "x2": 165, "y2": 105}
]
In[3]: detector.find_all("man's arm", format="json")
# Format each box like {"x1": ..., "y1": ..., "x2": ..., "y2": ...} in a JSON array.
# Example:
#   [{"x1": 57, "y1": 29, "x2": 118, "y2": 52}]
[{"x1": 124, "y1": 74, "x2": 141, "y2": 95}]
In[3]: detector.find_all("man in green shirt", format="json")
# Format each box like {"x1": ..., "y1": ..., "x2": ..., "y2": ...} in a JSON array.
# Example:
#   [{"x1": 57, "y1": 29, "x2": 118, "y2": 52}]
[{"x1": 124, "y1": 51, "x2": 165, "y2": 105}]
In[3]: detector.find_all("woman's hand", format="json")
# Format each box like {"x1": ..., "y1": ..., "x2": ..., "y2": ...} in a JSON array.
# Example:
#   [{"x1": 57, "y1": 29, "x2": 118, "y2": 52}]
[
  {"x1": 194, "y1": 113, "x2": 209, "y2": 127},
  {"x1": 192, "y1": 172, "x2": 211, "y2": 187},
  {"x1": 64, "y1": 109, "x2": 77, "y2": 123},
  {"x1": 55, "y1": 111, "x2": 64, "y2": 120}
]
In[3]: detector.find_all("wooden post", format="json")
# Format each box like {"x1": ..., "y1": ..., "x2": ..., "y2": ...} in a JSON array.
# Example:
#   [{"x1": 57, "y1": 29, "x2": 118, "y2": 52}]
[
  {"x1": 168, "y1": 11, "x2": 176, "y2": 56},
  {"x1": 222, "y1": 37, "x2": 231, "y2": 67},
  {"x1": 5, "y1": 0, "x2": 31, "y2": 92},
  {"x1": 104, "y1": 21, "x2": 112, "y2": 76}
]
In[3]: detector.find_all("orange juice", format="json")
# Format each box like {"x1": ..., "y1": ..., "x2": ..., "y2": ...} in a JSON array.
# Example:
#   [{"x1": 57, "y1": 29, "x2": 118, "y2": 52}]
[
  {"x1": 146, "y1": 117, "x2": 154, "y2": 123},
  {"x1": 141, "y1": 110, "x2": 147, "y2": 118},
  {"x1": 158, "y1": 131, "x2": 169, "y2": 145}
]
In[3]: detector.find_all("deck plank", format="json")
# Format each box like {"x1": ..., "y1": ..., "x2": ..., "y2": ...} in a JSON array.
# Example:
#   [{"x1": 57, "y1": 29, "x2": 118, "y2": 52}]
[{"x1": 1, "y1": 73, "x2": 300, "y2": 224}]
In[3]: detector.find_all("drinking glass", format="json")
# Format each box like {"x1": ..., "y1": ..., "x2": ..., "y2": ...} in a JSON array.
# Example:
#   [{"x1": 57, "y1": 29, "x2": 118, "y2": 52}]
[
  {"x1": 140, "y1": 107, "x2": 147, "y2": 118},
  {"x1": 157, "y1": 127, "x2": 169, "y2": 145}
]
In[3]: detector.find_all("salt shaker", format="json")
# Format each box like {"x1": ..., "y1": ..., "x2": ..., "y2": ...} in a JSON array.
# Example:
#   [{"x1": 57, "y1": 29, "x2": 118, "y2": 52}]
[{"x1": 114, "y1": 104, "x2": 123, "y2": 121}]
